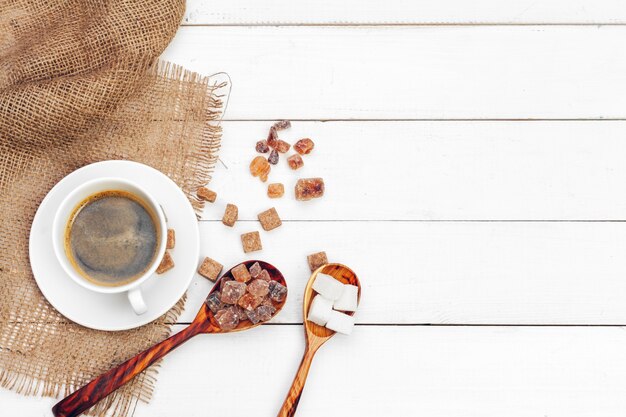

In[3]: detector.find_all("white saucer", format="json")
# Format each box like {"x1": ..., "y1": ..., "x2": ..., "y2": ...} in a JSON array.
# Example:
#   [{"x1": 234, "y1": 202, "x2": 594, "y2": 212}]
[{"x1": 29, "y1": 161, "x2": 199, "y2": 331}]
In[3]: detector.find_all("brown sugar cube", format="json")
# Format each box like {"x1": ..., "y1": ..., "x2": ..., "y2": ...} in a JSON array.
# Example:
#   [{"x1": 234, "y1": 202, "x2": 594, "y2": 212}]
[
  {"x1": 257, "y1": 269, "x2": 271, "y2": 282},
  {"x1": 241, "y1": 231, "x2": 262, "y2": 253},
  {"x1": 197, "y1": 187, "x2": 217, "y2": 203},
  {"x1": 258, "y1": 207, "x2": 282, "y2": 231},
  {"x1": 307, "y1": 251, "x2": 328, "y2": 272},
  {"x1": 166, "y1": 229, "x2": 175, "y2": 249},
  {"x1": 198, "y1": 257, "x2": 223, "y2": 281},
  {"x1": 156, "y1": 251, "x2": 175, "y2": 274},
  {"x1": 231, "y1": 263, "x2": 252, "y2": 283},
  {"x1": 287, "y1": 154, "x2": 304, "y2": 170},
  {"x1": 295, "y1": 178, "x2": 325, "y2": 201},
  {"x1": 249, "y1": 261, "x2": 263, "y2": 278},
  {"x1": 267, "y1": 183, "x2": 284, "y2": 198},
  {"x1": 222, "y1": 203, "x2": 238, "y2": 227}
]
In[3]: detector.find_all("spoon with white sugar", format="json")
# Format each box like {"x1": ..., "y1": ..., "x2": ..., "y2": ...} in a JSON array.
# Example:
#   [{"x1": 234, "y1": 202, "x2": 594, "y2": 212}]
[{"x1": 277, "y1": 263, "x2": 361, "y2": 417}]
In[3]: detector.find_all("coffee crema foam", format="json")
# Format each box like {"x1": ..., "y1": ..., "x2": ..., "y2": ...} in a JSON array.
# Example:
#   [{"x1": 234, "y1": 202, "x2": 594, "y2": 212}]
[{"x1": 64, "y1": 190, "x2": 160, "y2": 287}]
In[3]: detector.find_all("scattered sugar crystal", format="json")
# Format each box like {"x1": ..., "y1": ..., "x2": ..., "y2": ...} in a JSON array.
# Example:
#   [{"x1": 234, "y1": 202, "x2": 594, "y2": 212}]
[
  {"x1": 231, "y1": 263, "x2": 251, "y2": 283},
  {"x1": 287, "y1": 154, "x2": 304, "y2": 170},
  {"x1": 249, "y1": 262, "x2": 263, "y2": 278},
  {"x1": 267, "y1": 127, "x2": 279, "y2": 148},
  {"x1": 166, "y1": 229, "x2": 175, "y2": 249},
  {"x1": 247, "y1": 279, "x2": 270, "y2": 297},
  {"x1": 257, "y1": 269, "x2": 271, "y2": 282},
  {"x1": 220, "y1": 281, "x2": 247, "y2": 304},
  {"x1": 307, "y1": 295, "x2": 333, "y2": 326},
  {"x1": 256, "y1": 305, "x2": 276, "y2": 322},
  {"x1": 295, "y1": 178, "x2": 325, "y2": 201},
  {"x1": 241, "y1": 231, "x2": 262, "y2": 253},
  {"x1": 256, "y1": 140, "x2": 270, "y2": 153},
  {"x1": 268, "y1": 149, "x2": 279, "y2": 165},
  {"x1": 268, "y1": 280, "x2": 288, "y2": 302},
  {"x1": 198, "y1": 257, "x2": 223, "y2": 281},
  {"x1": 333, "y1": 284, "x2": 359, "y2": 312},
  {"x1": 258, "y1": 207, "x2": 282, "y2": 231},
  {"x1": 273, "y1": 120, "x2": 291, "y2": 131},
  {"x1": 238, "y1": 293, "x2": 262, "y2": 311},
  {"x1": 325, "y1": 310, "x2": 355, "y2": 335},
  {"x1": 294, "y1": 138, "x2": 315, "y2": 155},
  {"x1": 275, "y1": 140, "x2": 291, "y2": 153},
  {"x1": 312, "y1": 273, "x2": 344, "y2": 301},
  {"x1": 307, "y1": 251, "x2": 328, "y2": 272},
  {"x1": 205, "y1": 292, "x2": 223, "y2": 314},
  {"x1": 222, "y1": 203, "x2": 238, "y2": 227},
  {"x1": 267, "y1": 183, "x2": 284, "y2": 198},
  {"x1": 196, "y1": 187, "x2": 217, "y2": 203},
  {"x1": 250, "y1": 156, "x2": 271, "y2": 182},
  {"x1": 215, "y1": 308, "x2": 239, "y2": 330}
]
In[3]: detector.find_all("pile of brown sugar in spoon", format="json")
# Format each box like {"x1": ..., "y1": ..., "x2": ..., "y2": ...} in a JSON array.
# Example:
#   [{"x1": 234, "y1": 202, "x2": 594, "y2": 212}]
[{"x1": 205, "y1": 261, "x2": 288, "y2": 329}]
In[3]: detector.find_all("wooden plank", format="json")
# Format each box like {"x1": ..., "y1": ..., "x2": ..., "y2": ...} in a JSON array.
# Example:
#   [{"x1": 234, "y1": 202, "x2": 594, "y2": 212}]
[
  {"x1": 184, "y1": 0, "x2": 626, "y2": 25},
  {"x1": 203, "y1": 121, "x2": 626, "y2": 221},
  {"x1": 125, "y1": 326, "x2": 626, "y2": 416},
  {"x1": 178, "y1": 221, "x2": 626, "y2": 325},
  {"x1": 161, "y1": 26, "x2": 626, "y2": 120},
  {"x1": 7, "y1": 326, "x2": 626, "y2": 415},
  {"x1": 6, "y1": 326, "x2": 626, "y2": 417}
]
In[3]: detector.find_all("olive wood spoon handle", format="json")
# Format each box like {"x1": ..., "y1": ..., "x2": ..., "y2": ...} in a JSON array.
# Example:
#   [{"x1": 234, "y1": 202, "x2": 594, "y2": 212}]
[
  {"x1": 52, "y1": 322, "x2": 205, "y2": 417},
  {"x1": 277, "y1": 345, "x2": 321, "y2": 417}
]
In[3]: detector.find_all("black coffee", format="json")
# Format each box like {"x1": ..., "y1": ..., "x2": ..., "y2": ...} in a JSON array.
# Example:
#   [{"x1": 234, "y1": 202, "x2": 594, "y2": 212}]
[{"x1": 65, "y1": 190, "x2": 159, "y2": 287}]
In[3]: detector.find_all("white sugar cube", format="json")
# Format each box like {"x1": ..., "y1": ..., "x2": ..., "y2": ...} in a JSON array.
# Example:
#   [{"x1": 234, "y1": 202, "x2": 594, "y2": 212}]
[
  {"x1": 312, "y1": 273, "x2": 344, "y2": 300},
  {"x1": 325, "y1": 310, "x2": 355, "y2": 335},
  {"x1": 307, "y1": 295, "x2": 333, "y2": 326},
  {"x1": 333, "y1": 284, "x2": 359, "y2": 312}
]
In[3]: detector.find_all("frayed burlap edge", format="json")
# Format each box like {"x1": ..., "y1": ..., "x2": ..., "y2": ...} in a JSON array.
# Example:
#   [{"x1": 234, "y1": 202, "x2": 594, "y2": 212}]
[{"x1": 0, "y1": 60, "x2": 229, "y2": 417}]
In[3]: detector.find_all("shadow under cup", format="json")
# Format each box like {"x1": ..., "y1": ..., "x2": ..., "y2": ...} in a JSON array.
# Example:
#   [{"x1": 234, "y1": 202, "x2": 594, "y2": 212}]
[{"x1": 52, "y1": 178, "x2": 167, "y2": 296}]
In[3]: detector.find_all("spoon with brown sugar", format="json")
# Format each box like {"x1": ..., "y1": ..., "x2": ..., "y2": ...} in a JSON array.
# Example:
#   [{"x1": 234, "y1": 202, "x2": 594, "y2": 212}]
[
  {"x1": 52, "y1": 260, "x2": 287, "y2": 417},
  {"x1": 277, "y1": 263, "x2": 360, "y2": 417}
]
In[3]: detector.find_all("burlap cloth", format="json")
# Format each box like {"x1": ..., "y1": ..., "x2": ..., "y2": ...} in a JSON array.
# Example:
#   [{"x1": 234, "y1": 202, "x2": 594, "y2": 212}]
[{"x1": 0, "y1": 1, "x2": 227, "y2": 415}]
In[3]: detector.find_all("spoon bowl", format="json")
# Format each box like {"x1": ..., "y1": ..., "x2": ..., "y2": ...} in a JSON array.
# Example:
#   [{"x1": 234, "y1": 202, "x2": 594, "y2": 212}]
[
  {"x1": 53, "y1": 260, "x2": 287, "y2": 417},
  {"x1": 196, "y1": 260, "x2": 288, "y2": 333},
  {"x1": 278, "y1": 263, "x2": 360, "y2": 417}
]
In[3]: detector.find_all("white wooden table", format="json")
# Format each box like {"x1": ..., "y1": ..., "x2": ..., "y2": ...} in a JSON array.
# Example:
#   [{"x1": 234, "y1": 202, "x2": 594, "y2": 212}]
[{"x1": 7, "y1": 1, "x2": 626, "y2": 415}]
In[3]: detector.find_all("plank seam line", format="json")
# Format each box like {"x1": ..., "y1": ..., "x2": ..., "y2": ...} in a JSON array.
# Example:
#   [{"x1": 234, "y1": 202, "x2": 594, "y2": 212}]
[
  {"x1": 5, "y1": 322, "x2": 626, "y2": 327},
  {"x1": 197, "y1": 219, "x2": 626, "y2": 223},
  {"x1": 169, "y1": 323, "x2": 626, "y2": 327},
  {"x1": 180, "y1": 23, "x2": 626, "y2": 28},
  {"x1": 219, "y1": 118, "x2": 626, "y2": 122}
]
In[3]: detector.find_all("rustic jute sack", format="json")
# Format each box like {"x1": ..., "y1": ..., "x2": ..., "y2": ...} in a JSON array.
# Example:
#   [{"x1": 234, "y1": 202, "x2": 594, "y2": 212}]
[{"x1": 0, "y1": 1, "x2": 227, "y2": 415}]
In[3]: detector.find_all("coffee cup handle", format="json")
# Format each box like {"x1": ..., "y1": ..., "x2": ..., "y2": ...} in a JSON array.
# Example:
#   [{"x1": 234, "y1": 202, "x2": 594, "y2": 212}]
[{"x1": 128, "y1": 288, "x2": 147, "y2": 315}]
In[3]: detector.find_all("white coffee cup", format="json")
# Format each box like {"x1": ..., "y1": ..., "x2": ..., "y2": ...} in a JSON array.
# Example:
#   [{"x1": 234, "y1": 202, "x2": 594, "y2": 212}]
[{"x1": 51, "y1": 177, "x2": 167, "y2": 315}]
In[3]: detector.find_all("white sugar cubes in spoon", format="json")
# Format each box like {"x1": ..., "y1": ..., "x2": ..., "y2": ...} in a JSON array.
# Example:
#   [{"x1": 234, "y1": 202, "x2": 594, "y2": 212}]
[
  {"x1": 308, "y1": 273, "x2": 359, "y2": 334},
  {"x1": 308, "y1": 295, "x2": 333, "y2": 326},
  {"x1": 333, "y1": 284, "x2": 358, "y2": 312},
  {"x1": 312, "y1": 273, "x2": 345, "y2": 300}
]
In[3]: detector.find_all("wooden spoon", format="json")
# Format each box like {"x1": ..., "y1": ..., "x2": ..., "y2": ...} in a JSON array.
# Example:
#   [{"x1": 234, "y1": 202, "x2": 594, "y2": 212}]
[
  {"x1": 52, "y1": 260, "x2": 287, "y2": 417},
  {"x1": 277, "y1": 263, "x2": 360, "y2": 417}
]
